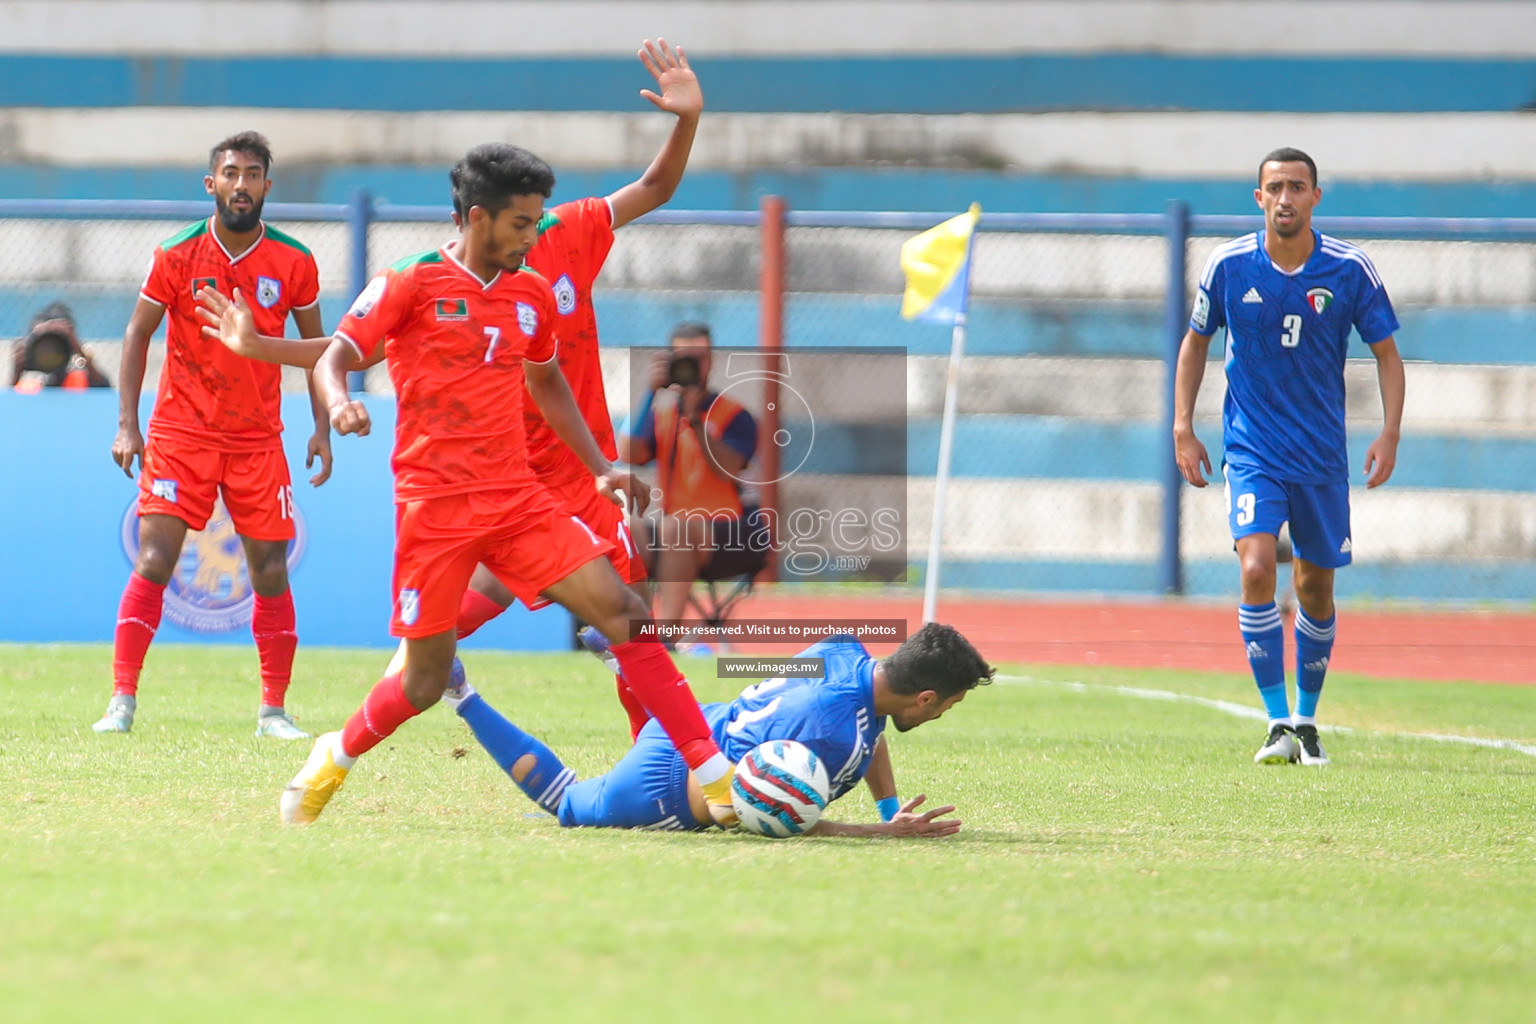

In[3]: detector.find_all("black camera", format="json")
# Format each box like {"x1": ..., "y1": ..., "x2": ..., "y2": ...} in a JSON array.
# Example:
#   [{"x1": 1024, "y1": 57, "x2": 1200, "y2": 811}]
[
  {"x1": 668, "y1": 354, "x2": 702, "y2": 388},
  {"x1": 23, "y1": 326, "x2": 74, "y2": 375}
]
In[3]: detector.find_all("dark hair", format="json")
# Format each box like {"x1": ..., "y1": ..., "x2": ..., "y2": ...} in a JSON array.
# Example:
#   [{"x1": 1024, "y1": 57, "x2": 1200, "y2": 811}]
[
  {"x1": 882, "y1": 622, "x2": 994, "y2": 699},
  {"x1": 670, "y1": 321, "x2": 712, "y2": 345},
  {"x1": 210, "y1": 131, "x2": 273, "y2": 173},
  {"x1": 29, "y1": 300, "x2": 75, "y2": 331},
  {"x1": 450, "y1": 143, "x2": 555, "y2": 219},
  {"x1": 1258, "y1": 147, "x2": 1318, "y2": 187}
]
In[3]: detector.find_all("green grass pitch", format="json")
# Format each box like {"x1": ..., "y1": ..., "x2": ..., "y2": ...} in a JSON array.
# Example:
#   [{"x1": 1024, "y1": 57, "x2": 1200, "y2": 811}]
[{"x1": 3, "y1": 644, "x2": 1534, "y2": 1024}]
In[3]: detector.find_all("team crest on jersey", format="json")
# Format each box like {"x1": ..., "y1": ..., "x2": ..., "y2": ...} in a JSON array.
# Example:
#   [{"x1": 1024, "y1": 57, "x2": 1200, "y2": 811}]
[
  {"x1": 1306, "y1": 287, "x2": 1334, "y2": 314},
  {"x1": 256, "y1": 275, "x2": 282, "y2": 309},
  {"x1": 348, "y1": 276, "x2": 386, "y2": 318},
  {"x1": 516, "y1": 301, "x2": 538, "y2": 336},
  {"x1": 191, "y1": 276, "x2": 217, "y2": 298},
  {"x1": 151, "y1": 478, "x2": 178, "y2": 503},
  {"x1": 435, "y1": 298, "x2": 469, "y2": 322},
  {"x1": 553, "y1": 274, "x2": 577, "y2": 315},
  {"x1": 398, "y1": 588, "x2": 421, "y2": 626}
]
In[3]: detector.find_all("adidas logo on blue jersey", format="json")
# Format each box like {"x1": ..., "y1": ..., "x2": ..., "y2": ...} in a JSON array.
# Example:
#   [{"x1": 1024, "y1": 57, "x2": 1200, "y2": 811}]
[
  {"x1": 1245, "y1": 641, "x2": 1267, "y2": 660},
  {"x1": 1339, "y1": 537, "x2": 1352, "y2": 554},
  {"x1": 1304, "y1": 657, "x2": 1330, "y2": 673},
  {"x1": 1241, "y1": 288, "x2": 1263, "y2": 303}
]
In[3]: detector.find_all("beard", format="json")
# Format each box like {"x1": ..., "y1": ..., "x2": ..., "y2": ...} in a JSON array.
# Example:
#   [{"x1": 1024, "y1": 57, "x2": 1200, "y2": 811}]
[{"x1": 215, "y1": 193, "x2": 264, "y2": 233}]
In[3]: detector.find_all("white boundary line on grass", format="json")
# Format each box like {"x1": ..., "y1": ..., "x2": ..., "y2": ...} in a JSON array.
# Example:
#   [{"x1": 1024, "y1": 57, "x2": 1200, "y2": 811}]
[{"x1": 999, "y1": 674, "x2": 1536, "y2": 760}]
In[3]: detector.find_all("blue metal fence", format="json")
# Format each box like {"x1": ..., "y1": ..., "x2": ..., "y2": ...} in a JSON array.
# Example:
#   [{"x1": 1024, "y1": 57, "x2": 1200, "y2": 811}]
[{"x1": 2, "y1": 196, "x2": 1532, "y2": 603}]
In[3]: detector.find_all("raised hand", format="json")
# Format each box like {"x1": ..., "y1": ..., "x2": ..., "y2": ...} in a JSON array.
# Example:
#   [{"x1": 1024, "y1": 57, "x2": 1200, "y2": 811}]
[
  {"x1": 637, "y1": 38, "x2": 701, "y2": 118},
  {"x1": 196, "y1": 286, "x2": 259, "y2": 356}
]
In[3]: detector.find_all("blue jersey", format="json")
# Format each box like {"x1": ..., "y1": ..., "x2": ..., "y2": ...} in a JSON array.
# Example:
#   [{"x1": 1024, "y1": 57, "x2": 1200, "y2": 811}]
[
  {"x1": 1191, "y1": 230, "x2": 1399, "y2": 483},
  {"x1": 705, "y1": 635, "x2": 885, "y2": 801}
]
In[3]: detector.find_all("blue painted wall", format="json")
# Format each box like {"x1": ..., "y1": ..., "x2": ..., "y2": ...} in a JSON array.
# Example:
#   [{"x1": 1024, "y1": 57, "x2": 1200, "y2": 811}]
[
  {"x1": 0, "y1": 391, "x2": 572, "y2": 648},
  {"x1": 1, "y1": 53, "x2": 1532, "y2": 112}
]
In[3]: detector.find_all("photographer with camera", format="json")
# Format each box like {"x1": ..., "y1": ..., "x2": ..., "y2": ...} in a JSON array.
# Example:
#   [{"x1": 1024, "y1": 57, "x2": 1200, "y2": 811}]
[
  {"x1": 622, "y1": 323, "x2": 760, "y2": 646},
  {"x1": 9, "y1": 302, "x2": 111, "y2": 392}
]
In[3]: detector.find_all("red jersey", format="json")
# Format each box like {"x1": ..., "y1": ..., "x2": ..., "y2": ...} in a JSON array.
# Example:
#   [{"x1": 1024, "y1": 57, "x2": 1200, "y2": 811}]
[
  {"x1": 139, "y1": 218, "x2": 320, "y2": 452},
  {"x1": 336, "y1": 246, "x2": 559, "y2": 502},
  {"x1": 523, "y1": 197, "x2": 618, "y2": 488}
]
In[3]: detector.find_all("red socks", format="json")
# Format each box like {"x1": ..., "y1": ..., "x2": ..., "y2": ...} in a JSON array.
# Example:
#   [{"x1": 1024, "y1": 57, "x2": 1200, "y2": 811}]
[
  {"x1": 609, "y1": 638, "x2": 720, "y2": 769},
  {"x1": 456, "y1": 588, "x2": 506, "y2": 639},
  {"x1": 252, "y1": 591, "x2": 298, "y2": 709},
  {"x1": 615, "y1": 675, "x2": 651, "y2": 741},
  {"x1": 340, "y1": 673, "x2": 423, "y2": 759},
  {"x1": 112, "y1": 572, "x2": 165, "y2": 697}
]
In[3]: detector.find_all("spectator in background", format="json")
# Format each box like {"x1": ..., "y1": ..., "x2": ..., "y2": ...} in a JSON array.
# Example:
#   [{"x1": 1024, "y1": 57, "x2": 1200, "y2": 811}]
[
  {"x1": 621, "y1": 322, "x2": 759, "y2": 647},
  {"x1": 9, "y1": 302, "x2": 111, "y2": 391}
]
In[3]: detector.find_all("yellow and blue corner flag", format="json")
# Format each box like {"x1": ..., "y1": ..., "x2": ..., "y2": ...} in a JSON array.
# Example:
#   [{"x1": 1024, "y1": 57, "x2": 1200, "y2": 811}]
[{"x1": 900, "y1": 202, "x2": 981, "y2": 324}]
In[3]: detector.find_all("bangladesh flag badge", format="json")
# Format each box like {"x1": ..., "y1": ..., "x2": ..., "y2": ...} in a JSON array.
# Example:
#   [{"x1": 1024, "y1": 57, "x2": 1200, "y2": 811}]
[
  {"x1": 435, "y1": 298, "x2": 469, "y2": 322},
  {"x1": 1306, "y1": 287, "x2": 1334, "y2": 314},
  {"x1": 191, "y1": 276, "x2": 217, "y2": 297}
]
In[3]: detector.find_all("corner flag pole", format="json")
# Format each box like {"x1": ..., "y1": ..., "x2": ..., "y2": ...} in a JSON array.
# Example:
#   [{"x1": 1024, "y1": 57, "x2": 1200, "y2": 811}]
[{"x1": 922, "y1": 246, "x2": 975, "y2": 625}]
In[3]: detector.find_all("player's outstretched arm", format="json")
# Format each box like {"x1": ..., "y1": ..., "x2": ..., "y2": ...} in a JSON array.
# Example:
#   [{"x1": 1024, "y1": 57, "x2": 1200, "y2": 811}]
[
  {"x1": 1172, "y1": 328, "x2": 1214, "y2": 487},
  {"x1": 196, "y1": 286, "x2": 332, "y2": 368},
  {"x1": 1364, "y1": 335, "x2": 1405, "y2": 488},
  {"x1": 607, "y1": 38, "x2": 703, "y2": 229},
  {"x1": 112, "y1": 298, "x2": 168, "y2": 478},
  {"x1": 808, "y1": 795, "x2": 962, "y2": 839},
  {"x1": 526, "y1": 355, "x2": 647, "y2": 512}
]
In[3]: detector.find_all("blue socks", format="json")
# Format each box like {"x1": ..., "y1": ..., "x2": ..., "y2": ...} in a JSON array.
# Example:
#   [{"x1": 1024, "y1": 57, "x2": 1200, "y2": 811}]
[
  {"x1": 456, "y1": 694, "x2": 576, "y2": 815},
  {"x1": 1293, "y1": 608, "x2": 1336, "y2": 721},
  {"x1": 1239, "y1": 602, "x2": 1290, "y2": 723}
]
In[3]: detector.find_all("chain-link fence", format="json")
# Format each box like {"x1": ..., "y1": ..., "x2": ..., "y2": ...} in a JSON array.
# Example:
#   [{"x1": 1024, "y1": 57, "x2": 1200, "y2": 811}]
[{"x1": 2, "y1": 198, "x2": 1530, "y2": 603}]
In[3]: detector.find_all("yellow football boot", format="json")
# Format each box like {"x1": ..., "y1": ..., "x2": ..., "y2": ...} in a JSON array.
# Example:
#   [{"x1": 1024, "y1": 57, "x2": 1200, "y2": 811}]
[{"x1": 280, "y1": 731, "x2": 351, "y2": 825}]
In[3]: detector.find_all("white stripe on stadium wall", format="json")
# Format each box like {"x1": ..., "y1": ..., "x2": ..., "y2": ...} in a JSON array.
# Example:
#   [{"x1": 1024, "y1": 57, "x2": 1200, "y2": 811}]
[
  {"x1": 2, "y1": 1, "x2": 1533, "y2": 56},
  {"x1": 8, "y1": 109, "x2": 1536, "y2": 182}
]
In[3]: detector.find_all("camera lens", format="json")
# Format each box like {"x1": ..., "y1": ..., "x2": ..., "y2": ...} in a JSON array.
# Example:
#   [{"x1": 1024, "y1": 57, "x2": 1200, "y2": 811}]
[
  {"x1": 668, "y1": 354, "x2": 701, "y2": 387},
  {"x1": 23, "y1": 330, "x2": 72, "y2": 375}
]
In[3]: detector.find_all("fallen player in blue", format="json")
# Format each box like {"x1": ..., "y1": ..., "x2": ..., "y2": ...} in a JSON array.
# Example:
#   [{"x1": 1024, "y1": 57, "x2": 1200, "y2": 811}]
[{"x1": 445, "y1": 623, "x2": 994, "y2": 836}]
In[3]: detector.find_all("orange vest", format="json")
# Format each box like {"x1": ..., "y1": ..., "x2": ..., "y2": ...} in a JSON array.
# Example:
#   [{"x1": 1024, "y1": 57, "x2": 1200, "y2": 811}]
[{"x1": 653, "y1": 392, "x2": 751, "y2": 517}]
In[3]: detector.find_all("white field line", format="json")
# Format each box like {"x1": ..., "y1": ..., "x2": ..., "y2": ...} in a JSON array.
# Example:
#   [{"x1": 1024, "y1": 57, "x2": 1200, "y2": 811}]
[{"x1": 999, "y1": 674, "x2": 1536, "y2": 760}]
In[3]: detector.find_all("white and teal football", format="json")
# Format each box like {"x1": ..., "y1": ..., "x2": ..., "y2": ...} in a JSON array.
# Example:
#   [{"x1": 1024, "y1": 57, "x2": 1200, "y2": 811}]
[{"x1": 730, "y1": 740, "x2": 830, "y2": 838}]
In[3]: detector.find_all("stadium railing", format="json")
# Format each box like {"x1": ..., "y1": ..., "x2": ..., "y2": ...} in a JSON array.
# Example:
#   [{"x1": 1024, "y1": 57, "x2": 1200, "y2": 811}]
[{"x1": 2, "y1": 195, "x2": 1531, "y2": 605}]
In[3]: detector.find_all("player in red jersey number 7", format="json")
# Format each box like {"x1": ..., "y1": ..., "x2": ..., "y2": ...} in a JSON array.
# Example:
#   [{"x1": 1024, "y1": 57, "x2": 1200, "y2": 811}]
[{"x1": 206, "y1": 144, "x2": 739, "y2": 826}]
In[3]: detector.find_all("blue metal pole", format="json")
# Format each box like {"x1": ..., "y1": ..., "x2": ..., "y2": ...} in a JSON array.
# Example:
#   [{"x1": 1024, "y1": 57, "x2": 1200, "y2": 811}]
[
  {"x1": 345, "y1": 188, "x2": 372, "y2": 393},
  {"x1": 1160, "y1": 200, "x2": 1189, "y2": 595}
]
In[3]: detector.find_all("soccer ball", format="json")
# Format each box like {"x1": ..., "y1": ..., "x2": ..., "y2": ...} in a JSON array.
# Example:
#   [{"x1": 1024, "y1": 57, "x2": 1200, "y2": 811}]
[{"x1": 730, "y1": 740, "x2": 831, "y2": 838}]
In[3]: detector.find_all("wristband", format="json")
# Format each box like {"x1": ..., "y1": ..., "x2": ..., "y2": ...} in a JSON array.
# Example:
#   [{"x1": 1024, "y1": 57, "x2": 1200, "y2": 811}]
[{"x1": 876, "y1": 796, "x2": 901, "y2": 822}]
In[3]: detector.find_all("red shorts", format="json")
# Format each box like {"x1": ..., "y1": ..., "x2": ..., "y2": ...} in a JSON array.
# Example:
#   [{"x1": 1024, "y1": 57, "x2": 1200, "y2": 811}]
[
  {"x1": 551, "y1": 474, "x2": 648, "y2": 586},
  {"x1": 138, "y1": 438, "x2": 295, "y2": 541},
  {"x1": 391, "y1": 486, "x2": 613, "y2": 638}
]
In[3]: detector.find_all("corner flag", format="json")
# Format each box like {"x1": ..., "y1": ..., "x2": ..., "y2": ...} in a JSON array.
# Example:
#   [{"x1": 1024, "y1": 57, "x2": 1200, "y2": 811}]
[{"x1": 900, "y1": 203, "x2": 981, "y2": 324}]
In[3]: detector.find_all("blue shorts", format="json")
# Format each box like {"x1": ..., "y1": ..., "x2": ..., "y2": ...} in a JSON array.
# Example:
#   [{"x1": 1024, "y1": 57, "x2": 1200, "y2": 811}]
[
  {"x1": 1223, "y1": 463, "x2": 1353, "y2": 569},
  {"x1": 556, "y1": 720, "x2": 706, "y2": 831}
]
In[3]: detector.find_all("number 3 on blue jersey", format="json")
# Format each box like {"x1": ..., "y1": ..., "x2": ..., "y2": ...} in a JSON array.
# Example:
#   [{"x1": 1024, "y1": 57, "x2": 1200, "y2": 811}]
[{"x1": 1280, "y1": 314, "x2": 1302, "y2": 348}]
